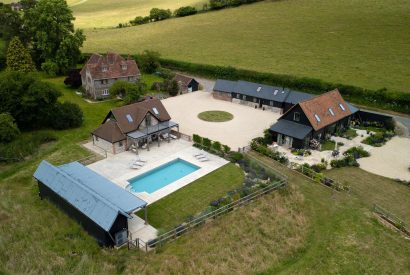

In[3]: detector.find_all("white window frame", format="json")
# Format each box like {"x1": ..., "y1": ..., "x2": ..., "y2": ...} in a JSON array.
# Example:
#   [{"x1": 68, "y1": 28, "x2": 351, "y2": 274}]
[{"x1": 102, "y1": 89, "x2": 109, "y2": 96}]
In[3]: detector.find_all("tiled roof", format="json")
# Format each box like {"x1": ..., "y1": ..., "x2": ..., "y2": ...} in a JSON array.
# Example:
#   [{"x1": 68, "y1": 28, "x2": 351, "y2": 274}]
[
  {"x1": 270, "y1": 119, "x2": 312, "y2": 139},
  {"x1": 174, "y1": 74, "x2": 197, "y2": 86},
  {"x1": 109, "y1": 98, "x2": 171, "y2": 134},
  {"x1": 33, "y1": 161, "x2": 147, "y2": 231},
  {"x1": 80, "y1": 53, "x2": 140, "y2": 80},
  {"x1": 298, "y1": 89, "x2": 352, "y2": 131},
  {"x1": 92, "y1": 120, "x2": 126, "y2": 143},
  {"x1": 235, "y1": 80, "x2": 290, "y2": 103}
]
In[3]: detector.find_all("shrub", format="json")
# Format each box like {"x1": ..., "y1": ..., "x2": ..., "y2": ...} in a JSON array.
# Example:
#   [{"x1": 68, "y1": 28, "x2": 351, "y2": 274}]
[
  {"x1": 162, "y1": 79, "x2": 179, "y2": 96},
  {"x1": 41, "y1": 60, "x2": 58, "y2": 76},
  {"x1": 223, "y1": 144, "x2": 231, "y2": 154},
  {"x1": 212, "y1": 141, "x2": 222, "y2": 152},
  {"x1": 0, "y1": 113, "x2": 20, "y2": 143},
  {"x1": 64, "y1": 68, "x2": 82, "y2": 88},
  {"x1": 192, "y1": 134, "x2": 202, "y2": 144},
  {"x1": 149, "y1": 8, "x2": 172, "y2": 21},
  {"x1": 50, "y1": 102, "x2": 83, "y2": 130},
  {"x1": 330, "y1": 155, "x2": 359, "y2": 168},
  {"x1": 174, "y1": 6, "x2": 197, "y2": 17},
  {"x1": 344, "y1": 146, "x2": 370, "y2": 159},
  {"x1": 228, "y1": 151, "x2": 243, "y2": 162},
  {"x1": 135, "y1": 50, "x2": 161, "y2": 74},
  {"x1": 130, "y1": 16, "x2": 150, "y2": 25},
  {"x1": 310, "y1": 163, "x2": 327, "y2": 172},
  {"x1": 202, "y1": 137, "x2": 211, "y2": 148}
]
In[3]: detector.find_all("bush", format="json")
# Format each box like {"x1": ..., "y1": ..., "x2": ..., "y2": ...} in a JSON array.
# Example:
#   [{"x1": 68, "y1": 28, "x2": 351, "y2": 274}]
[
  {"x1": 343, "y1": 146, "x2": 370, "y2": 159},
  {"x1": 223, "y1": 144, "x2": 230, "y2": 154},
  {"x1": 330, "y1": 155, "x2": 359, "y2": 168},
  {"x1": 212, "y1": 141, "x2": 222, "y2": 152},
  {"x1": 193, "y1": 134, "x2": 203, "y2": 144},
  {"x1": 202, "y1": 137, "x2": 211, "y2": 148},
  {"x1": 64, "y1": 68, "x2": 82, "y2": 88},
  {"x1": 50, "y1": 102, "x2": 83, "y2": 130},
  {"x1": 41, "y1": 60, "x2": 59, "y2": 76},
  {"x1": 130, "y1": 16, "x2": 150, "y2": 25},
  {"x1": 149, "y1": 8, "x2": 172, "y2": 21},
  {"x1": 174, "y1": 6, "x2": 197, "y2": 17},
  {"x1": 0, "y1": 113, "x2": 20, "y2": 143},
  {"x1": 228, "y1": 151, "x2": 243, "y2": 162},
  {"x1": 159, "y1": 58, "x2": 410, "y2": 114}
]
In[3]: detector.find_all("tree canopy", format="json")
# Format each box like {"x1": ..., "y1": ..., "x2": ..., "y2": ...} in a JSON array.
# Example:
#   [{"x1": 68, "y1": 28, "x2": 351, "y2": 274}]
[
  {"x1": 109, "y1": 80, "x2": 146, "y2": 104},
  {"x1": 137, "y1": 50, "x2": 161, "y2": 74},
  {"x1": 24, "y1": 0, "x2": 85, "y2": 74},
  {"x1": 0, "y1": 113, "x2": 20, "y2": 143},
  {"x1": 6, "y1": 37, "x2": 36, "y2": 73}
]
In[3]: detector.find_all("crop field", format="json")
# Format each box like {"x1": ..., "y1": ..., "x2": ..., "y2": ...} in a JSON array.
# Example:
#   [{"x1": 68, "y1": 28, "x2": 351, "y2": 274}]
[
  {"x1": 84, "y1": 0, "x2": 410, "y2": 94},
  {"x1": 68, "y1": 0, "x2": 206, "y2": 29}
]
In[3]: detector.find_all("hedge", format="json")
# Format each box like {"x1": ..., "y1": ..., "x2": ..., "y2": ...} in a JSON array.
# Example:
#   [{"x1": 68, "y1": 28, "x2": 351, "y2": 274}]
[{"x1": 159, "y1": 58, "x2": 410, "y2": 114}]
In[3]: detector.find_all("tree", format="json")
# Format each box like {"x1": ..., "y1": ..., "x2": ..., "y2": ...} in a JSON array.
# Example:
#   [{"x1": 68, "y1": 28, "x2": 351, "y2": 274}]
[
  {"x1": 0, "y1": 113, "x2": 20, "y2": 143},
  {"x1": 6, "y1": 37, "x2": 36, "y2": 73},
  {"x1": 123, "y1": 82, "x2": 146, "y2": 104},
  {"x1": 64, "y1": 68, "x2": 82, "y2": 88},
  {"x1": 174, "y1": 6, "x2": 197, "y2": 17},
  {"x1": 149, "y1": 8, "x2": 171, "y2": 21},
  {"x1": 0, "y1": 5, "x2": 26, "y2": 42},
  {"x1": 50, "y1": 102, "x2": 83, "y2": 129},
  {"x1": 162, "y1": 78, "x2": 179, "y2": 96},
  {"x1": 110, "y1": 80, "x2": 132, "y2": 98},
  {"x1": 24, "y1": 0, "x2": 85, "y2": 74},
  {"x1": 130, "y1": 16, "x2": 150, "y2": 25},
  {"x1": 138, "y1": 50, "x2": 161, "y2": 73},
  {"x1": 20, "y1": 0, "x2": 37, "y2": 10}
]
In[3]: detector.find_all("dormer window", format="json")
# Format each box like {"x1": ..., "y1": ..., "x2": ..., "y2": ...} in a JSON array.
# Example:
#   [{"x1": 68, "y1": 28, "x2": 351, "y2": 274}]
[
  {"x1": 102, "y1": 65, "x2": 108, "y2": 72},
  {"x1": 121, "y1": 64, "x2": 127, "y2": 71}
]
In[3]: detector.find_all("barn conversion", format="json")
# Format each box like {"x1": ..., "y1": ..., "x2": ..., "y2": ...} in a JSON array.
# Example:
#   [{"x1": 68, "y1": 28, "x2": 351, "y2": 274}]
[
  {"x1": 34, "y1": 160, "x2": 148, "y2": 247},
  {"x1": 92, "y1": 97, "x2": 179, "y2": 154},
  {"x1": 212, "y1": 79, "x2": 313, "y2": 113},
  {"x1": 269, "y1": 89, "x2": 359, "y2": 148}
]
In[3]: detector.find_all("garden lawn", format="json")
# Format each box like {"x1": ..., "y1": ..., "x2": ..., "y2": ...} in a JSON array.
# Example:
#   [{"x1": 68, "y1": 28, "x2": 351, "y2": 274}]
[
  {"x1": 320, "y1": 140, "x2": 336, "y2": 151},
  {"x1": 197, "y1": 110, "x2": 233, "y2": 122},
  {"x1": 137, "y1": 163, "x2": 244, "y2": 230},
  {"x1": 84, "y1": 0, "x2": 410, "y2": 94}
]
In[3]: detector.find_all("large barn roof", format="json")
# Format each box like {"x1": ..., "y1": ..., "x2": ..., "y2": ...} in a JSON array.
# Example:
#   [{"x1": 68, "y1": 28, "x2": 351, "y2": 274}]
[{"x1": 34, "y1": 161, "x2": 147, "y2": 231}]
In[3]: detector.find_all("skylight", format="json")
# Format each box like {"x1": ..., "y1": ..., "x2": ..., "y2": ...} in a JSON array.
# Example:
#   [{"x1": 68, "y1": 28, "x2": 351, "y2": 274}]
[
  {"x1": 152, "y1": 107, "x2": 159, "y2": 115},
  {"x1": 328, "y1": 108, "x2": 335, "y2": 116},
  {"x1": 314, "y1": 114, "x2": 321, "y2": 122},
  {"x1": 257, "y1": 87, "x2": 262, "y2": 92},
  {"x1": 339, "y1": 103, "x2": 346, "y2": 111},
  {"x1": 274, "y1": 90, "x2": 278, "y2": 95},
  {"x1": 126, "y1": 114, "x2": 133, "y2": 123}
]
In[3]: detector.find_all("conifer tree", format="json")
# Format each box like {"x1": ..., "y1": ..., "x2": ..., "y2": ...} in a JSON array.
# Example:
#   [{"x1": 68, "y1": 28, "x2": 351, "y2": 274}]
[{"x1": 6, "y1": 37, "x2": 36, "y2": 73}]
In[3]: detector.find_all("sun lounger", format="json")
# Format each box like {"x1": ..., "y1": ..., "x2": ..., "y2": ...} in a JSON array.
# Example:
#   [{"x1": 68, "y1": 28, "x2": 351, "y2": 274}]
[
  {"x1": 193, "y1": 150, "x2": 205, "y2": 157},
  {"x1": 170, "y1": 134, "x2": 177, "y2": 139},
  {"x1": 199, "y1": 157, "x2": 209, "y2": 162},
  {"x1": 135, "y1": 156, "x2": 146, "y2": 163}
]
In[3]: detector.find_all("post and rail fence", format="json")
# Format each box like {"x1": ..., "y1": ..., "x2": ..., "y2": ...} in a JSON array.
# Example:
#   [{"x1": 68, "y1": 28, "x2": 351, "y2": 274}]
[
  {"x1": 128, "y1": 178, "x2": 287, "y2": 252},
  {"x1": 373, "y1": 204, "x2": 410, "y2": 236}
]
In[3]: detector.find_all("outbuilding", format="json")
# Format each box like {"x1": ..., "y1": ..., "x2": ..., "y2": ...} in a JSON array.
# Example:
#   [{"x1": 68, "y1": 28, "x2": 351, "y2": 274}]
[
  {"x1": 33, "y1": 160, "x2": 148, "y2": 247},
  {"x1": 174, "y1": 74, "x2": 199, "y2": 93}
]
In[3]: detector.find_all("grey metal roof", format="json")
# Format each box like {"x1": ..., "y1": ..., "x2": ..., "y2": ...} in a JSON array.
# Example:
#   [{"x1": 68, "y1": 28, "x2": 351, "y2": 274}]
[
  {"x1": 270, "y1": 120, "x2": 312, "y2": 140},
  {"x1": 34, "y1": 161, "x2": 147, "y2": 231},
  {"x1": 284, "y1": 90, "x2": 314, "y2": 105},
  {"x1": 213, "y1": 79, "x2": 237, "y2": 93},
  {"x1": 127, "y1": 120, "x2": 178, "y2": 140},
  {"x1": 346, "y1": 102, "x2": 359, "y2": 114},
  {"x1": 235, "y1": 80, "x2": 290, "y2": 102}
]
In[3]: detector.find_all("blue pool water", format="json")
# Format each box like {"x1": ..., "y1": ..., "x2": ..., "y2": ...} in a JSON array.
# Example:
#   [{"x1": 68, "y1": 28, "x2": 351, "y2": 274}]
[{"x1": 127, "y1": 158, "x2": 200, "y2": 194}]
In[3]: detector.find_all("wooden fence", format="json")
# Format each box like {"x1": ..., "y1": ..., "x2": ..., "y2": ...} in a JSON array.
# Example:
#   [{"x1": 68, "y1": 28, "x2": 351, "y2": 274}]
[
  {"x1": 129, "y1": 178, "x2": 287, "y2": 252},
  {"x1": 373, "y1": 204, "x2": 409, "y2": 236}
]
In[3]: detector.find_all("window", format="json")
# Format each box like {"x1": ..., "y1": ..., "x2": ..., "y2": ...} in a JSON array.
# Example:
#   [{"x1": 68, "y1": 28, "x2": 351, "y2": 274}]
[
  {"x1": 128, "y1": 76, "x2": 133, "y2": 81},
  {"x1": 242, "y1": 95, "x2": 246, "y2": 100},
  {"x1": 102, "y1": 89, "x2": 109, "y2": 96},
  {"x1": 121, "y1": 65, "x2": 127, "y2": 70},
  {"x1": 328, "y1": 108, "x2": 335, "y2": 116},
  {"x1": 274, "y1": 89, "x2": 279, "y2": 95},
  {"x1": 256, "y1": 87, "x2": 262, "y2": 92},
  {"x1": 294, "y1": 112, "x2": 301, "y2": 122},
  {"x1": 339, "y1": 103, "x2": 346, "y2": 111},
  {"x1": 270, "y1": 101, "x2": 273, "y2": 106},
  {"x1": 253, "y1": 98, "x2": 257, "y2": 103},
  {"x1": 145, "y1": 114, "x2": 152, "y2": 126},
  {"x1": 314, "y1": 114, "x2": 321, "y2": 122},
  {"x1": 101, "y1": 79, "x2": 108, "y2": 85},
  {"x1": 152, "y1": 107, "x2": 159, "y2": 115},
  {"x1": 102, "y1": 66, "x2": 108, "y2": 72},
  {"x1": 119, "y1": 141, "x2": 123, "y2": 147},
  {"x1": 126, "y1": 114, "x2": 133, "y2": 123},
  {"x1": 95, "y1": 136, "x2": 99, "y2": 141}
]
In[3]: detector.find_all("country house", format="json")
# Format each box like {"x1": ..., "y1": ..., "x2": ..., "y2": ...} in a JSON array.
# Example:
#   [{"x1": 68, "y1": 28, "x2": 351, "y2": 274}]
[{"x1": 81, "y1": 52, "x2": 141, "y2": 99}]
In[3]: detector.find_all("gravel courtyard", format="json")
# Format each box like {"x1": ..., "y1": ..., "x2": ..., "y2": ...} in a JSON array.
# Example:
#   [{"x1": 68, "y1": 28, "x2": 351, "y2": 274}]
[{"x1": 162, "y1": 91, "x2": 279, "y2": 149}]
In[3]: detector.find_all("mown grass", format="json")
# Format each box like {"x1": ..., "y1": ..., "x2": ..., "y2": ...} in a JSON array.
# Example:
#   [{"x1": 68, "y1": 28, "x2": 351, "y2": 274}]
[
  {"x1": 197, "y1": 110, "x2": 234, "y2": 122},
  {"x1": 137, "y1": 163, "x2": 244, "y2": 230},
  {"x1": 68, "y1": 0, "x2": 206, "y2": 29},
  {"x1": 0, "y1": 75, "x2": 409, "y2": 273},
  {"x1": 84, "y1": 0, "x2": 410, "y2": 94}
]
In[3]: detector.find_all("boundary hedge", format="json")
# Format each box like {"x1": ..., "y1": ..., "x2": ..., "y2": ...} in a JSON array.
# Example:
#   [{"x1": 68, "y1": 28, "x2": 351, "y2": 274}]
[{"x1": 159, "y1": 58, "x2": 410, "y2": 114}]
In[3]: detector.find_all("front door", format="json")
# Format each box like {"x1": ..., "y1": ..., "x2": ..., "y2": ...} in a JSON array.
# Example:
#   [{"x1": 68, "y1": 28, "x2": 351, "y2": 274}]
[{"x1": 188, "y1": 86, "x2": 193, "y2": 92}]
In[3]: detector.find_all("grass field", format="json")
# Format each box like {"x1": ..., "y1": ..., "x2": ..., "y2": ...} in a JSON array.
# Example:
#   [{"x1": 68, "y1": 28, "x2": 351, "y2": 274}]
[
  {"x1": 197, "y1": 110, "x2": 234, "y2": 122},
  {"x1": 137, "y1": 163, "x2": 244, "y2": 229},
  {"x1": 69, "y1": 0, "x2": 206, "y2": 29},
  {"x1": 84, "y1": 0, "x2": 410, "y2": 94},
  {"x1": 0, "y1": 74, "x2": 409, "y2": 273}
]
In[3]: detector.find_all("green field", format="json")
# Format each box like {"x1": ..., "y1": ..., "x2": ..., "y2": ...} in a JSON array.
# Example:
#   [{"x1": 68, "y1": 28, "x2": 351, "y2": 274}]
[
  {"x1": 84, "y1": 0, "x2": 410, "y2": 94},
  {"x1": 69, "y1": 0, "x2": 206, "y2": 29},
  {"x1": 0, "y1": 73, "x2": 409, "y2": 273}
]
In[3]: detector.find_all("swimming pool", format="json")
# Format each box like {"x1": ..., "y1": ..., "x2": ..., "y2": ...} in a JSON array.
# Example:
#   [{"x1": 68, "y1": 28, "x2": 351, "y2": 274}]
[{"x1": 127, "y1": 158, "x2": 200, "y2": 194}]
